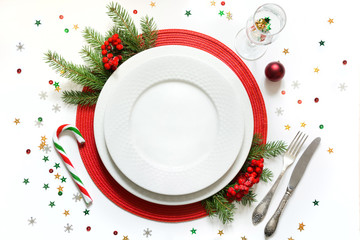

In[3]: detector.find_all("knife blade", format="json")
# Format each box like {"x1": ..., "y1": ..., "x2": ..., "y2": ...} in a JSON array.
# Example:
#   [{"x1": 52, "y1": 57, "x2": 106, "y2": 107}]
[{"x1": 264, "y1": 137, "x2": 321, "y2": 237}]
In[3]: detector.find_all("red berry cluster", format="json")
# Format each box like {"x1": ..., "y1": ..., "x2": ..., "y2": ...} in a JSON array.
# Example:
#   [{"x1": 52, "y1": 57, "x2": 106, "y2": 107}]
[
  {"x1": 226, "y1": 158, "x2": 264, "y2": 202},
  {"x1": 101, "y1": 34, "x2": 123, "y2": 71}
]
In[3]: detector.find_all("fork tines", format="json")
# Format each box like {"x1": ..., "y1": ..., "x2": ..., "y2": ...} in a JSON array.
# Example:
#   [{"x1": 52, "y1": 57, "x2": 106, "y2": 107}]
[{"x1": 286, "y1": 131, "x2": 308, "y2": 157}]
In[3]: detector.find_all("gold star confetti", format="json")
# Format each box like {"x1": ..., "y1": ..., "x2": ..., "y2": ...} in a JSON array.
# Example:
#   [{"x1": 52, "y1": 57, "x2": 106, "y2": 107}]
[
  {"x1": 218, "y1": 230, "x2": 224, "y2": 236},
  {"x1": 55, "y1": 86, "x2": 61, "y2": 92},
  {"x1": 300, "y1": 122, "x2": 306, "y2": 127},
  {"x1": 57, "y1": 185, "x2": 64, "y2": 192},
  {"x1": 283, "y1": 48, "x2": 289, "y2": 55},
  {"x1": 73, "y1": 24, "x2": 79, "y2": 30},
  {"x1": 60, "y1": 69, "x2": 65, "y2": 74},
  {"x1": 63, "y1": 210, "x2": 70, "y2": 217},
  {"x1": 150, "y1": 1, "x2": 156, "y2": 7},
  {"x1": 54, "y1": 173, "x2": 61, "y2": 179},
  {"x1": 41, "y1": 136, "x2": 47, "y2": 142},
  {"x1": 298, "y1": 222, "x2": 305, "y2": 231},
  {"x1": 14, "y1": 118, "x2": 20, "y2": 125},
  {"x1": 38, "y1": 142, "x2": 45, "y2": 150},
  {"x1": 327, "y1": 147, "x2": 334, "y2": 154},
  {"x1": 210, "y1": 1, "x2": 216, "y2": 6},
  {"x1": 328, "y1": 18, "x2": 334, "y2": 24},
  {"x1": 123, "y1": 236, "x2": 129, "y2": 240},
  {"x1": 314, "y1": 67, "x2": 319, "y2": 73},
  {"x1": 288, "y1": 237, "x2": 294, "y2": 240},
  {"x1": 285, "y1": 124, "x2": 291, "y2": 130},
  {"x1": 226, "y1": 12, "x2": 233, "y2": 20},
  {"x1": 241, "y1": 237, "x2": 247, "y2": 240}
]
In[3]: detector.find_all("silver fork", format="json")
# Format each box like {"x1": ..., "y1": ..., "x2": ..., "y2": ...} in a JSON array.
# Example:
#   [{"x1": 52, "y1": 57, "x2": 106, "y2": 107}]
[{"x1": 252, "y1": 131, "x2": 308, "y2": 225}]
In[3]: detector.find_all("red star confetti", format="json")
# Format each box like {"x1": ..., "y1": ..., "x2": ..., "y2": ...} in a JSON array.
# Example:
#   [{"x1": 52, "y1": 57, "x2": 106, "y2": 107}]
[
  {"x1": 298, "y1": 222, "x2": 305, "y2": 231},
  {"x1": 283, "y1": 48, "x2": 289, "y2": 55},
  {"x1": 327, "y1": 147, "x2": 334, "y2": 154}
]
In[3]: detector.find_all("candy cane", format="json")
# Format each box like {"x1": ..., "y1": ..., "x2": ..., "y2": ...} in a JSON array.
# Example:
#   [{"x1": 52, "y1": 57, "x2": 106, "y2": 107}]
[{"x1": 53, "y1": 124, "x2": 93, "y2": 205}]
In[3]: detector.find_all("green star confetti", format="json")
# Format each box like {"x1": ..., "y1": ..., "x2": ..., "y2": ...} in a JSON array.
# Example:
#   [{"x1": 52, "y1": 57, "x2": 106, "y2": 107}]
[
  {"x1": 185, "y1": 10, "x2": 191, "y2": 17},
  {"x1": 319, "y1": 40, "x2": 325, "y2": 46},
  {"x1": 313, "y1": 199, "x2": 319, "y2": 206},
  {"x1": 60, "y1": 176, "x2": 67, "y2": 183},
  {"x1": 218, "y1": 10, "x2": 225, "y2": 16},
  {"x1": 53, "y1": 82, "x2": 60, "y2": 88},
  {"x1": 42, "y1": 156, "x2": 49, "y2": 162},
  {"x1": 35, "y1": 20, "x2": 41, "y2": 26},
  {"x1": 83, "y1": 209, "x2": 90, "y2": 216},
  {"x1": 190, "y1": 228, "x2": 197, "y2": 234},
  {"x1": 43, "y1": 183, "x2": 50, "y2": 190},
  {"x1": 23, "y1": 178, "x2": 30, "y2": 185},
  {"x1": 54, "y1": 163, "x2": 60, "y2": 169},
  {"x1": 49, "y1": 201, "x2": 55, "y2": 208}
]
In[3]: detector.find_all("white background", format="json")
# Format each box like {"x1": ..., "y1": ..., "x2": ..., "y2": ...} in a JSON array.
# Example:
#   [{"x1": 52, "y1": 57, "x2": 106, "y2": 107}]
[{"x1": 0, "y1": 0, "x2": 359, "y2": 239}]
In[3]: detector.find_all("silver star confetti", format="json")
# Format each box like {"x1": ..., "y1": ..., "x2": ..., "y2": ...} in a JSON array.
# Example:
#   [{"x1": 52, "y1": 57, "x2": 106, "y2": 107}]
[
  {"x1": 64, "y1": 223, "x2": 73, "y2": 233},
  {"x1": 338, "y1": 83, "x2": 347, "y2": 91},
  {"x1": 16, "y1": 42, "x2": 25, "y2": 52},
  {"x1": 52, "y1": 104, "x2": 61, "y2": 113},
  {"x1": 275, "y1": 107, "x2": 284, "y2": 116},
  {"x1": 39, "y1": 91, "x2": 48, "y2": 100},
  {"x1": 291, "y1": 80, "x2": 300, "y2": 89},
  {"x1": 143, "y1": 228, "x2": 152, "y2": 237},
  {"x1": 72, "y1": 193, "x2": 82, "y2": 202},
  {"x1": 42, "y1": 144, "x2": 52, "y2": 154},
  {"x1": 34, "y1": 120, "x2": 43, "y2": 128},
  {"x1": 28, "y1": 217, "x2": 36, "y2": 226}
]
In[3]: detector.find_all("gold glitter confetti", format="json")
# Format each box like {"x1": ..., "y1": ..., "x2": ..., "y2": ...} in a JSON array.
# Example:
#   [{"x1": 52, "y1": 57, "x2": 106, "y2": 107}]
[
  {"x1": 285, "y1": 124, "x2": 291, "y2": 130},
  {"x1": 14, "y1": 118, "x2": 20, "y2": 125},
  {"x1": 328, "y1": 18, "x2": 334, "y2": 24},
  {"x1": 210, "y1": 1, "x2": 216, "y2": 6},
  {"x1": 300, "y1": 122, "x2": 306, "y2": 127},
  {"x1": 314, "y1": 67, "x2": 320, "y2": 73},
  {"x1": 283, "y1": 48, "x2": 289, "y2": 55},
  {"x1": 218, "y1": 230, "x2": 224, "y2": 236},
  {"x1": 327, "y1": 147, "x2": 334, "y2": 154},
  {"x1": 63, "y1": 210, "x2": 70, "y2": 217},
  {"x1": 298, "y1": 222, "x2": 305, "y2": 231}
]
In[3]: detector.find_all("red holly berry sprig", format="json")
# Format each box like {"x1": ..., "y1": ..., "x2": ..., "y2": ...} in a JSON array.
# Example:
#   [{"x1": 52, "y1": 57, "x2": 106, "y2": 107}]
[
  {"x1": 226, "y1": 158, "x2": 264, "y2": 202},
  {"x1": 101, "y1": 34, "x2": 124, "y2": 71}
]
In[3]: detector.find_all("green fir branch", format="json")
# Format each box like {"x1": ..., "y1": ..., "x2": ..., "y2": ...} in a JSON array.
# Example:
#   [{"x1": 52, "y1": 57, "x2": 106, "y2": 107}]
[
  {"x1": 202, "y1": 190, "x2": 235, "y2": 224},
  {"x1": 248, "y1": 139, "x2": 287, "y2": 160},
  {"x1": 79, "y1": 46, "x2": 111, "y2": 81},
  {"x1": 260, "y1": 168, "x2": 273, "y2": 183},
  {"x1": 140, "y1": 15, "x2": 158, "y2": 49},
  {"x1": 240, "y1": 191, "x2": 257, "y2": 206},
  {"x1": 44, "y1": 51, "x2": 104, "y2": 91},
  {"x1": 82, "y1": 27, "x2": 106, "y2": 50},
  {"x1": 106, "y1": 2, "x2": 141, "y2": 52},
  {"x1": 62, "y1": 90, "x2": 100, "y2": 106}
]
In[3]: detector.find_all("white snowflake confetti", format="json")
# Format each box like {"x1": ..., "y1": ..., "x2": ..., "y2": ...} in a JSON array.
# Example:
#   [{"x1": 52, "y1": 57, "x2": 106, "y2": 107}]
[
  {"x1": 34, "y1": 120, "x2": 43, "y2": 128},
  {"x1": 52, "y1": 104, "x2": 61, "y2": 113},
  {"x1": 16, "y1": 42, "x2": 25, "y2": 52},
  {"x1": 338, "y1": 83, "x2": 347, "y2": 91},
  {"x1": 64, "y1": 223, "x2": 73, "y2": 233},
  {"x1": 275, "y1": 107, "x2": 284, "y2": 116},
  {"x1": 28, "y1": 217, "x2": 36, "y2": 226},
  {"x1": 143, "y1": 228, "x2": 152, "y2": 237},
  {"x1": 72, "y1": 193, "x2": 82, "y2": 202},
  {"x1": 39, "y1": 91, "x2": 48, "y2": 100},
  {"x1": 42, "y1": 144, "x2": 52, "y2": 153},
  {"x1": 291, "y1": 80, "x2": 300, "y2": 89}
]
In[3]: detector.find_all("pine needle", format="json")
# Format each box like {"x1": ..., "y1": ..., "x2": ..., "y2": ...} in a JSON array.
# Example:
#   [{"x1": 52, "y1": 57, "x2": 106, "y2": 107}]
[
  {"x1": 79, "y1": 46, "x2": 111, "y2": 81},
  {"x1": 202, "y1": 191, "x2": 235, "y2": 224},
  {"x1": 260, "y1": 168, "x2": 274, "y2": 183},
  {"x1": 62, "y1": 90, "x2": 100, "y2": 106},
  {"x1": 82, "y1": 27, "x2": 106, "y2": 50},
  {"x1": 140, "y1": 16, "x2": 158, "y2": 49}
]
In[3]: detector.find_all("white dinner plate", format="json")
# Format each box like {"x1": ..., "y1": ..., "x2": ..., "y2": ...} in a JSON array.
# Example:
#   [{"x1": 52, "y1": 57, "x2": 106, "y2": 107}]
[
  {"x1": 103, "y1": 53, "x2": 245, "y2": 195},
  {"x1": 94, "y1": 45, "x2": 253, "y2": 205}
]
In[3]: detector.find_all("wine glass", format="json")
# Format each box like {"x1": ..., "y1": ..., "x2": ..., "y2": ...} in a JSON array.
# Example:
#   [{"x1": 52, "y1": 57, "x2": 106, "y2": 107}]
[{"x1": 234, "y1": 3, "x2": 286, "y2": 61}]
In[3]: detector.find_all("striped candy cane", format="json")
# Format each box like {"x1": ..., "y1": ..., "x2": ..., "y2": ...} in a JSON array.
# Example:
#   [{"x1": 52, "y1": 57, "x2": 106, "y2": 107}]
[{"x1": 53, "y1": 124, "x2": 93, "y2": 205}]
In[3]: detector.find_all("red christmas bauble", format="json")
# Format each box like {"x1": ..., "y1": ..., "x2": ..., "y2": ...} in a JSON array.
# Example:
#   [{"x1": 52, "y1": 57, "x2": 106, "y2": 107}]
[{"x1": 265, "y1": 61, "x2": 285, "y2": 82}]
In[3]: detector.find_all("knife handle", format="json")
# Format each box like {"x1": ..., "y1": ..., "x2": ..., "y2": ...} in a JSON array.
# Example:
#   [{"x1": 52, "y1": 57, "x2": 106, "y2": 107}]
[
  {"x1": 264, "y1": 189, "x2": 292, "y2": 237},
  {"x1": 252, "y1": 170, "x2": 285, "y2": 225}
]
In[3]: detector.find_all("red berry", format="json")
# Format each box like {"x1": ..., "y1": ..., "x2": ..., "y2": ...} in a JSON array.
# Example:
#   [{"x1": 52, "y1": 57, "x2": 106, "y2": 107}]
[
  {"x1": 113, "y1": 34, "x2": 119, "y2": 39},
  {"x1": 259, "y1": 158, "x2": 264, "y2": 163},
  {"x1": 113, "y1": 231, "x2": 118, "y2": 235},
  {"x1": 258, "y1": 162, "x2": 264, "y2": 168},
  {"x1": 254, "y1": 177, "x2": 260, "y2": 183},
  {"x1": 107, "y1": 45, "x2": 111, "y2": 50},
  {"x1": 101, "y1": 45, "x2": 106, "y2": 50},
  {"x1": 104, "y1": 63, "x2": 111, "y2": 70},
  {"x1": 111, "y1": 65, "x2": 117, "y2": 71},
  {"x1": 108, "y1": 37, "x2": 113, "y2": 43},
  {"x1": 26, "y1": 149, "x2": 31, "y2": 154},
  {"x1": 104, "y1": 41, "x2": 109, "y2": 46},
  {"x1": 247, "y1": 167, "x2": 253, "y2": 173},
  {"x1": 101, "y1": 50, "x2": 107, "y2": 55},
  {"x1": 17, "y1": 68, "x2": 22, "y2": 74},
  {"x1": 235, "y1": 192, "x2": 243, "y2": 200},
  {"x1": 133, "y1": 10, "x2": 138, "y2": 14},
  {"x1": 107, "y1": 53, "x2": 113, "y2": 58},
  {"x1": 86, "y1": 226, "x2": 91, "y2": 231},
  {"x1": 49, "y1": 169, "x2": 53, "y2": 173},
  {"x1": 102, "y1": 57, "x2": 109, "y2": 63},
  {"x1": 249, "y1": 177, "x2": 255, "y2": 183},
  {"x1": 251, "y1": 172, "x2": 257, "y2": 178},
  {"x1": 244, "y1": 181, "x2": 252, "y2": 187},
  {"x1": 251, "y1": 159, "x2": 257, "y2": 166},
  {"x1": 116, "y1": 44, "x2": 123, "y2": 50},
  {"x1": 234, "y1": 184, "x2": 240, "y2": 191},
  {"x1": 117, "y1": 55, "x2": 123, "y2": 61},
  {"x1": 255, "y1": 167, "x2": 262, "y2": 173}
]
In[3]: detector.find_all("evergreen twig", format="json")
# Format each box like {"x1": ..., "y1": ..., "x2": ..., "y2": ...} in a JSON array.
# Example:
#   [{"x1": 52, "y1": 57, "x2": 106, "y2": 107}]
[
  {"x1": 240, "y1": 191, "x2": 257, "y2": 206},
  {"x1": 260, "y1": 168, "x2": 273, "y2": 183},
  {"x1": 82, "y1": 27, "x2": 106, "y2": 50},
  {"x1": 62, "y1": 90, "x2": 100, "y2": 106},
  {"x1": 79, "y1": 46, "x2": 111, "y2": 81},
  {"x1": 202, "y1": 190, "x2": 235, "y2": 224},
  {"x1": 140, "y1": 15, "x2": 158, "y2": 49}
]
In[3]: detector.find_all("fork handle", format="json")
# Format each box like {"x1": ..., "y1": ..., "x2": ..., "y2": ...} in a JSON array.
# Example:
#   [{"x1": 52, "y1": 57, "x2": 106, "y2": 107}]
[
  {"x1": 264, "y1": 188, "x2": 292, "y2": 237},
  {"x1": 252, "y1": 170, "x2": 285, "y2": 225}
]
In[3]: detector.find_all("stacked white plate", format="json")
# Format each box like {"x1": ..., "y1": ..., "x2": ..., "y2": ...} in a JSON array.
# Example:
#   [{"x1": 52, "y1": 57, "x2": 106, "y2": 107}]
[{"x1": 94, "y1": 45, "x2": 254, "y2": 205}]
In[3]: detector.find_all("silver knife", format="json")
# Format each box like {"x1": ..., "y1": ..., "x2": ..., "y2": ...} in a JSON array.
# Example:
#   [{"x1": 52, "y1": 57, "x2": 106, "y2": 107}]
[{"x1": 264, "y1": 137, "x2": 321, "y2": 237}]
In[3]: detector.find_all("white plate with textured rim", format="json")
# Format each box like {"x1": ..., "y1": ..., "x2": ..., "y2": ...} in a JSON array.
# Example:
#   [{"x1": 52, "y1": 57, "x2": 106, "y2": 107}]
[
  {"x1": 94, "y1": 46, "x2": 253, "y2": 205},
  {"x1": 103, "y1": 53, "x2": 245, "y2": 195}
]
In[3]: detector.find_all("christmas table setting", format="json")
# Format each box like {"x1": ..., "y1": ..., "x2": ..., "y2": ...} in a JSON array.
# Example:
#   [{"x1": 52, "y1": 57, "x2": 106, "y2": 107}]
[{"x1": 1, "y1": 0, "x2": 359, "y2": 239}]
